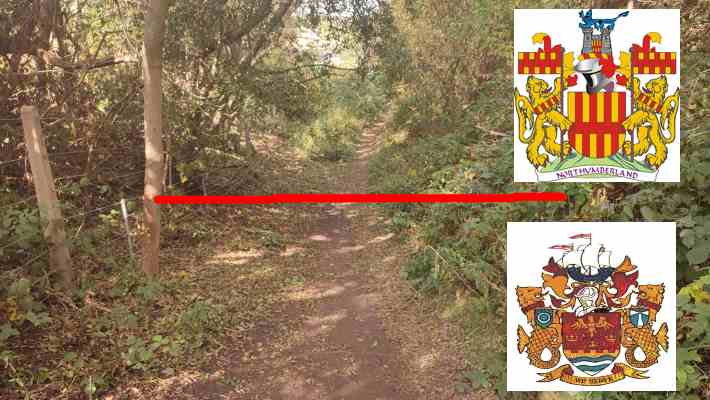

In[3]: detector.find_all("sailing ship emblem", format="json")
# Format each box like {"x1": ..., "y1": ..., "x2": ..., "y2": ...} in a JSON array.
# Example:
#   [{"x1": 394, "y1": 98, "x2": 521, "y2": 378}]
[
  {"x1": 559, "y1": 233, "x2": 615, "y2": 284},
  {"x1": 514, "y1": 233, "x2": 670, "y2": 386}
]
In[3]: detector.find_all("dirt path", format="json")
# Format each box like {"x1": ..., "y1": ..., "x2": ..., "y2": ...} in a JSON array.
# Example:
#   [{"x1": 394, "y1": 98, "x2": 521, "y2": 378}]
[
  {"x1": 142, "y1": 122, "x2": 484, "y2": 399},
  {"x1": 243, "y1": 125, "x2": 409, "y2": 399},
  {"x1": 229, "y1": 125, "x2": 418, "y2": 399}
]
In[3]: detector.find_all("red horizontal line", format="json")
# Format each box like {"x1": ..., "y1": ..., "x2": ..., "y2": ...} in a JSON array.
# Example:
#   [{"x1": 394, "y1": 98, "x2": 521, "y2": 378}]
[{"x1": 154, "y1": 192, "x2": 567, "y2": 205}]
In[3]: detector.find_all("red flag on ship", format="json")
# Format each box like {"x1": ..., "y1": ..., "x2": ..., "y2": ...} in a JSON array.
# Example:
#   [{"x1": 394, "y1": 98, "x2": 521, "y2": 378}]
[
  {"x1": 549, "y1": 244, "x2": 574, "y2": 250},
  {"x1": 569, "y1": 233, "x2": 592, "y2": 239}
]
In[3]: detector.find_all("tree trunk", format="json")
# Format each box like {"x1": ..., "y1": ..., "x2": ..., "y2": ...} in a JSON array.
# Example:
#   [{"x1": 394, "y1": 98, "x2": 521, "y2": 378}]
[{"x1": 141, "y1": 0, "x2": 169, "y2": 276}]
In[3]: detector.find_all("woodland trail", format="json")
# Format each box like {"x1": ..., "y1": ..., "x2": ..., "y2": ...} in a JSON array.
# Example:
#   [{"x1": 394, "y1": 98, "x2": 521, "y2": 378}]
[{"x1": 138, "y1": 121, "x2": 487, "y2": 400}]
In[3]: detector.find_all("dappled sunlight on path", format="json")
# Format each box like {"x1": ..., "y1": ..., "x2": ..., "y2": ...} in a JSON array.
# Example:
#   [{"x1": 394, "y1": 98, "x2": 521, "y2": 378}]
[{"x1": 137, "y1": 120, "x2": 488, "y2": 400}]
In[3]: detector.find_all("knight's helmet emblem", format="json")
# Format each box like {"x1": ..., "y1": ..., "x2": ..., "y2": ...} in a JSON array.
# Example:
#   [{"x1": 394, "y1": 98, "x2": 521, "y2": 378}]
[{"x1": 575, "y1": 58, "x2": 614, "y2": 93}]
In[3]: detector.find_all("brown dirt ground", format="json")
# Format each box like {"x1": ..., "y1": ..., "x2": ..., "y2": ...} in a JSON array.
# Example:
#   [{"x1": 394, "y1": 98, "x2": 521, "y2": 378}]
[{"x1": 107, "y1": 122, "x2": 492, "y2": 400}]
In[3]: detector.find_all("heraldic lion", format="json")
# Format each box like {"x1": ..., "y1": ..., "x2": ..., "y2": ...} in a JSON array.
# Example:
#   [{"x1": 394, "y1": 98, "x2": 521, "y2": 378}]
[
  {"x1": 622, "y1": 75, "x2": 679, "y2": 168},
  {"x1": 514, "y1": 76, "x2": 573, "y2": 168}
]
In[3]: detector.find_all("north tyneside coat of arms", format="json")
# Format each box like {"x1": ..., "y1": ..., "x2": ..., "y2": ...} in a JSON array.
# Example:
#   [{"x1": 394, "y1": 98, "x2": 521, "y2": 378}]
[
  {"x1": 513, "y1": 233, "x2": 669, "y2": 387},
  {"x1": 513, "y1": 9, "x2": 680, "y2": 182}
]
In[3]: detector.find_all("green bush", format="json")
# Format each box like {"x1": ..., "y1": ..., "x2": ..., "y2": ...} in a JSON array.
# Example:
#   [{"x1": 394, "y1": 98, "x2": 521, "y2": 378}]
[
  {"x1": 295, "y1": 105, "x2": 360, "y2": 161},
  {"x1": 332, "y1": 75, "x2": 388, "y2": 124},
  {"x1": 0, "y1": 206, "x2": 42, "y2": 269},
  {"x1": 290, "y1": 74, "x2": 388, "y2": 161},
  {"x1": 370, "y1": 1, "x2": 710, "y2": 396}
]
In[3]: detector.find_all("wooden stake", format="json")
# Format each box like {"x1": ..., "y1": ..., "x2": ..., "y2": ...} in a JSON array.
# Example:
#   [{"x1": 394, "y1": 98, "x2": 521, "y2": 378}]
[
  {"x1": 21, "y1": 106, "x2": 73, "y2": 289},
  {"x1": 120, "y1": 198, "x2": 134, "y2": 261}
]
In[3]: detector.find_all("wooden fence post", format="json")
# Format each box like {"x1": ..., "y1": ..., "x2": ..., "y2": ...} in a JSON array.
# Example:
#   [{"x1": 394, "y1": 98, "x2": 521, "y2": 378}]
[{"x1": 21, "y1": 106, "x2": 73, "y2": 289}]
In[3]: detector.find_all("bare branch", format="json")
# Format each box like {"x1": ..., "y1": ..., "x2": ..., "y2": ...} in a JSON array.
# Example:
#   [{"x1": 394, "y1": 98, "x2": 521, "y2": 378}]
[
  {"x1": 255, "y1": 63, "x2": 358, "y2": 75},
  {"x1": 200, "y1": 0, "x2": 275, "y2": 58},
  {"x1": 38, "y1": 49, "x2": 138, "y2": 71}
]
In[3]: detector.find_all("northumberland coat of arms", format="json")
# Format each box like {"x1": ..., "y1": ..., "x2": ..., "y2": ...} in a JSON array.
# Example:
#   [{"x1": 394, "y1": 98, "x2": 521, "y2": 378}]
[
  {"x1": 513, "y1": 9, "x2": 680, "y2": 182},
  {"x1": 507, "y1": 223, "x2": 676, "y2": 391}
]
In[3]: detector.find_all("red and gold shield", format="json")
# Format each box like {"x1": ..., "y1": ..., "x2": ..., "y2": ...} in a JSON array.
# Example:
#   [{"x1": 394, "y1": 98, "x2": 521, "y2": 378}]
[
  {"x1": 567, "y1": 92, "x2": 626, "y2": 158},
  {"x1": 561, "y1": 312, "x2": 621, "y2": 376}
]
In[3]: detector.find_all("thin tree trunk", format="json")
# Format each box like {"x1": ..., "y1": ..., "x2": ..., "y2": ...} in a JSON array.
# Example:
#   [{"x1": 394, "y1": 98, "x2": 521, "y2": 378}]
[{"x1": 141, "y1": 0, "x2": 169, "y2": 276}]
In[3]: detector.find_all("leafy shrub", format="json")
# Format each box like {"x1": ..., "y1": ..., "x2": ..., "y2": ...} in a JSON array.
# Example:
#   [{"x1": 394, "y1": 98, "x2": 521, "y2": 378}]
[
  {"x1": 1, "y1": 278, "x2": 52, "y2": 345},
  {"x1": 177, "y1": 299, "x2": 227, "y2": 349},
  {"x1": 371, "y1": 1, "x2": 710, "y2": 397},
  {"x1": 0, "y1": 206, "x2": 42, "y2": 269},
  {"x1": 331, "y1": 75, "x2": 388, "y2": 124},
  {"x1": 369, "y1": 129, "x2": 476, "y2": 217},
  {"x1": 295, "y1": 105, "x2": 360, "y2": 161},
  {"x1": 291, "y1": 75, "x2": 388, "y2": 161},
  {"x1": 121, "y1": 335, "x2": 182, "y2": 371}
]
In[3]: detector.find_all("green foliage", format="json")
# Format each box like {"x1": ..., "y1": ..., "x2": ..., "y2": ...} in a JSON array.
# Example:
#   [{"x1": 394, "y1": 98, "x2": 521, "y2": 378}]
[
  {"x1": 369, "y1": 129, "x2": 475, "y2": 216},
  {"x1": 294, "y1": 105, "x2": 360, "y2": 161},
  {"x1": 135, "y1": 281, "x2": 164, "y2": 304},
  {"x1": 1, "y1": 0, "x2": 386, "y2": 397},
  {"x1": 389, "y1": 211, "x2": 412, "y2": 233},
  {"x1": 178, "y1": 299, "x2": 226, "y2": 341},
  {"x1": 370, "y1": 0, "x2": 710, "y2": 397},
  {"x1": 292, "y1": 75, "x2": 387, "y2": 161},
  {"x1": 0, "y1": 206, "x2": 42, "y2": 264},
  {"x1": 121, "y1": 335, "x2": 182, "y2": 371},
  {"x1": 260, "y1": 230, "x2": 285, "y2": 250},
  {"x1": 0, "y1": 325, "x2": 19, "y2": 343},
  {"x1": 1, "y1": 278, "x2": 52, "y2": 346},
  {"x1": 0, "y1": 253, "x2": 218, "y2": 396},
  {"x1": 0, "y1": 0, "x2": 706, "y2": 397}
]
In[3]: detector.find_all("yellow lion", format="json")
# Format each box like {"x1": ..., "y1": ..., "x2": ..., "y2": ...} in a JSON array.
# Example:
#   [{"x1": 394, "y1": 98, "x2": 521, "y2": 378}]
[
  {"x1": 622, "y1": 75, "x2": 679, "y2": 168},
  {"x1": 516, "y1": 286, "x2": 545, "y2": 323},
  {"x1": 514, "y1": 76, "x2": 573, "y2": 168},
  {"x1": 637, "y1": 283, "x2": 665, "y2": 321}
]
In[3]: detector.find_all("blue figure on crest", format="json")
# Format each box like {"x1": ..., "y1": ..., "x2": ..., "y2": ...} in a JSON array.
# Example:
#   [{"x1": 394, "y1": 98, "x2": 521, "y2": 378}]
[{"x1": 578, "y1": 9, "x2": 629, "y2": 32}]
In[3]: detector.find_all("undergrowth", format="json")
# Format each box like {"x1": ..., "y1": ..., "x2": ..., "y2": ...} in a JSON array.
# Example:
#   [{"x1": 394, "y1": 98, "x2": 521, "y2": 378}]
[
  {"x1": 368, "y1": 1, "x2": 709, "y2": 398},
  {"x1": 291, "y1": 75, "x2": 386, "y2": 161},
  {"x1": 0, "y1": 131, "x2": 327, "y2": 398},
  {"x1": 0, "y1": 204, "x2": 229, "y2": 398}
]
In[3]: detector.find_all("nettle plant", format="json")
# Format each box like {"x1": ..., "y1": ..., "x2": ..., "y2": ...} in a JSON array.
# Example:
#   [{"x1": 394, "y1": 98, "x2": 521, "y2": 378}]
[
  {"x1": 0, "y1": 206, "x2": 42, "y2": 268},
  {"x1": 1, "y1": 278, "x2": 52, "y2": 343}
]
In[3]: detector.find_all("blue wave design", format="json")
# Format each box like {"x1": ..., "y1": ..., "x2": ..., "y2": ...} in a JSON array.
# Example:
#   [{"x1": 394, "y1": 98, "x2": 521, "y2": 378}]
[
  {"x1": 576, "y1": 363, "x2": 611, "y2": 373},
  {"x1": 569, "y1": 355, "x2": 616, "y2": 363}
]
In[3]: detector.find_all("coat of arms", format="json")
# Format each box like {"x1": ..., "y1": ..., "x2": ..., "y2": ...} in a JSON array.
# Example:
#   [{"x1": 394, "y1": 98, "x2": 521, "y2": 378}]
[
  {"x1": 513, "y1": 9, "x2": 680, "y2": 182},
  {"x1": 513, "y1": 233, "x2": 670, "y2": 387}
]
